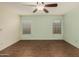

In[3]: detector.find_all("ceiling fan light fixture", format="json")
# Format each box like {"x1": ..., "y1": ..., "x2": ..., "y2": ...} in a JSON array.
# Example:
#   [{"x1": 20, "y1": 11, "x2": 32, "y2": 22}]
[{"x1": 36, "y1": 5, "x2": 44, "y2": 11}]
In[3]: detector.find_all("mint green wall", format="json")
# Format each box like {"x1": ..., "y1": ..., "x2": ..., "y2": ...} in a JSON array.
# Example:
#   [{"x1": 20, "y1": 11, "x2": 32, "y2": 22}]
[
  {"x1": 64, "y1": 7, "x2": 79, "y2": 48},
  {"x1": 20, "y1": 15, "x2": 63, "y2": 40}
]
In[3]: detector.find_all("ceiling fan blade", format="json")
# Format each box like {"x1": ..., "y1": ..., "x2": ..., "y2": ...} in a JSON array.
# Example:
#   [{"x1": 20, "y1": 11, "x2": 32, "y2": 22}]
[
  {"x1": 42, "y1": 2, "x2": 44, "y2": 4},
  {"x1": 43, "y1": 8, "x2": 49, "y2": 13},
  {"x1": 33, "y1": 9, "x2": 37, "y2": 13},
  {"x1": 37, "y1": 2, "x2": 38, "y2": 4},
  {"x1": 45, "y1": 3, "x2": 58, "y2": 7}
]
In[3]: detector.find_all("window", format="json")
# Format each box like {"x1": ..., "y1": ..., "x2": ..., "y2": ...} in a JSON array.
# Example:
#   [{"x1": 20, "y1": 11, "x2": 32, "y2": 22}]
[
  {"x1": 53, "y1": 20, "x2": 61, "y2": 34},
  {"x1": 22, "y1": 20, "x2": 31, "y2": 34}
]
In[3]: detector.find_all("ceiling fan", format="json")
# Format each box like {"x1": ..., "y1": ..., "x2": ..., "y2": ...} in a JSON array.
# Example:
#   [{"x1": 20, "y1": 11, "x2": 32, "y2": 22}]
[{"x1": 23, "y1": 2, "x2": 58, "y2": 13}]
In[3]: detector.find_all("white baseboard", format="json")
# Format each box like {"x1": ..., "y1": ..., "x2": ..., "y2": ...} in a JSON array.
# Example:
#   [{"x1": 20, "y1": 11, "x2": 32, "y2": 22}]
[
  {"x1": 0, "y1": 40, "x2": 20, "y2": 51},
  {"x1": 21, "y1": 38, "x2": 63, "y2": 40},
  {"x1": 64, "y1": 39, "x2": 79, "y2": 48}
]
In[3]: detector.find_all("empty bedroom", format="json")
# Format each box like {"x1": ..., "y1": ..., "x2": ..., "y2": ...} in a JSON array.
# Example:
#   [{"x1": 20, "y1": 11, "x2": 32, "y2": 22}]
[{"x1": 0, "y1": 2, "x2": 79, "y2": 57}]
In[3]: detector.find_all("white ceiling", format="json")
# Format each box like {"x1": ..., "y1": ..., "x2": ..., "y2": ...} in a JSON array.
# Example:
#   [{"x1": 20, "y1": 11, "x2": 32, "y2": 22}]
[{"x1": 0, "y1": 2, "x2": 79, "y2": 15}]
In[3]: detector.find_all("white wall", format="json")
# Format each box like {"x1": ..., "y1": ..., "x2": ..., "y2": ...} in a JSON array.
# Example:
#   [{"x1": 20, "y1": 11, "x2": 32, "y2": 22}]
[
  {"x1": 0, "y1": 5, "x2": 20, "y2": 51},
  {"x1": 20, "y1": 15, "x2": 63, "y2": 40},
  {"x1": 64, "y1": 7, "x2": 79, "y2": 48}
]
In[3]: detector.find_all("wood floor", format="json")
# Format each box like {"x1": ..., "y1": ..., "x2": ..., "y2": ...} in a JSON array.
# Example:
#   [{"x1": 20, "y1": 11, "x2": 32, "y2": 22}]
[{"x1": 0, "y1": 40, "x2": 79, "y2": 57}]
